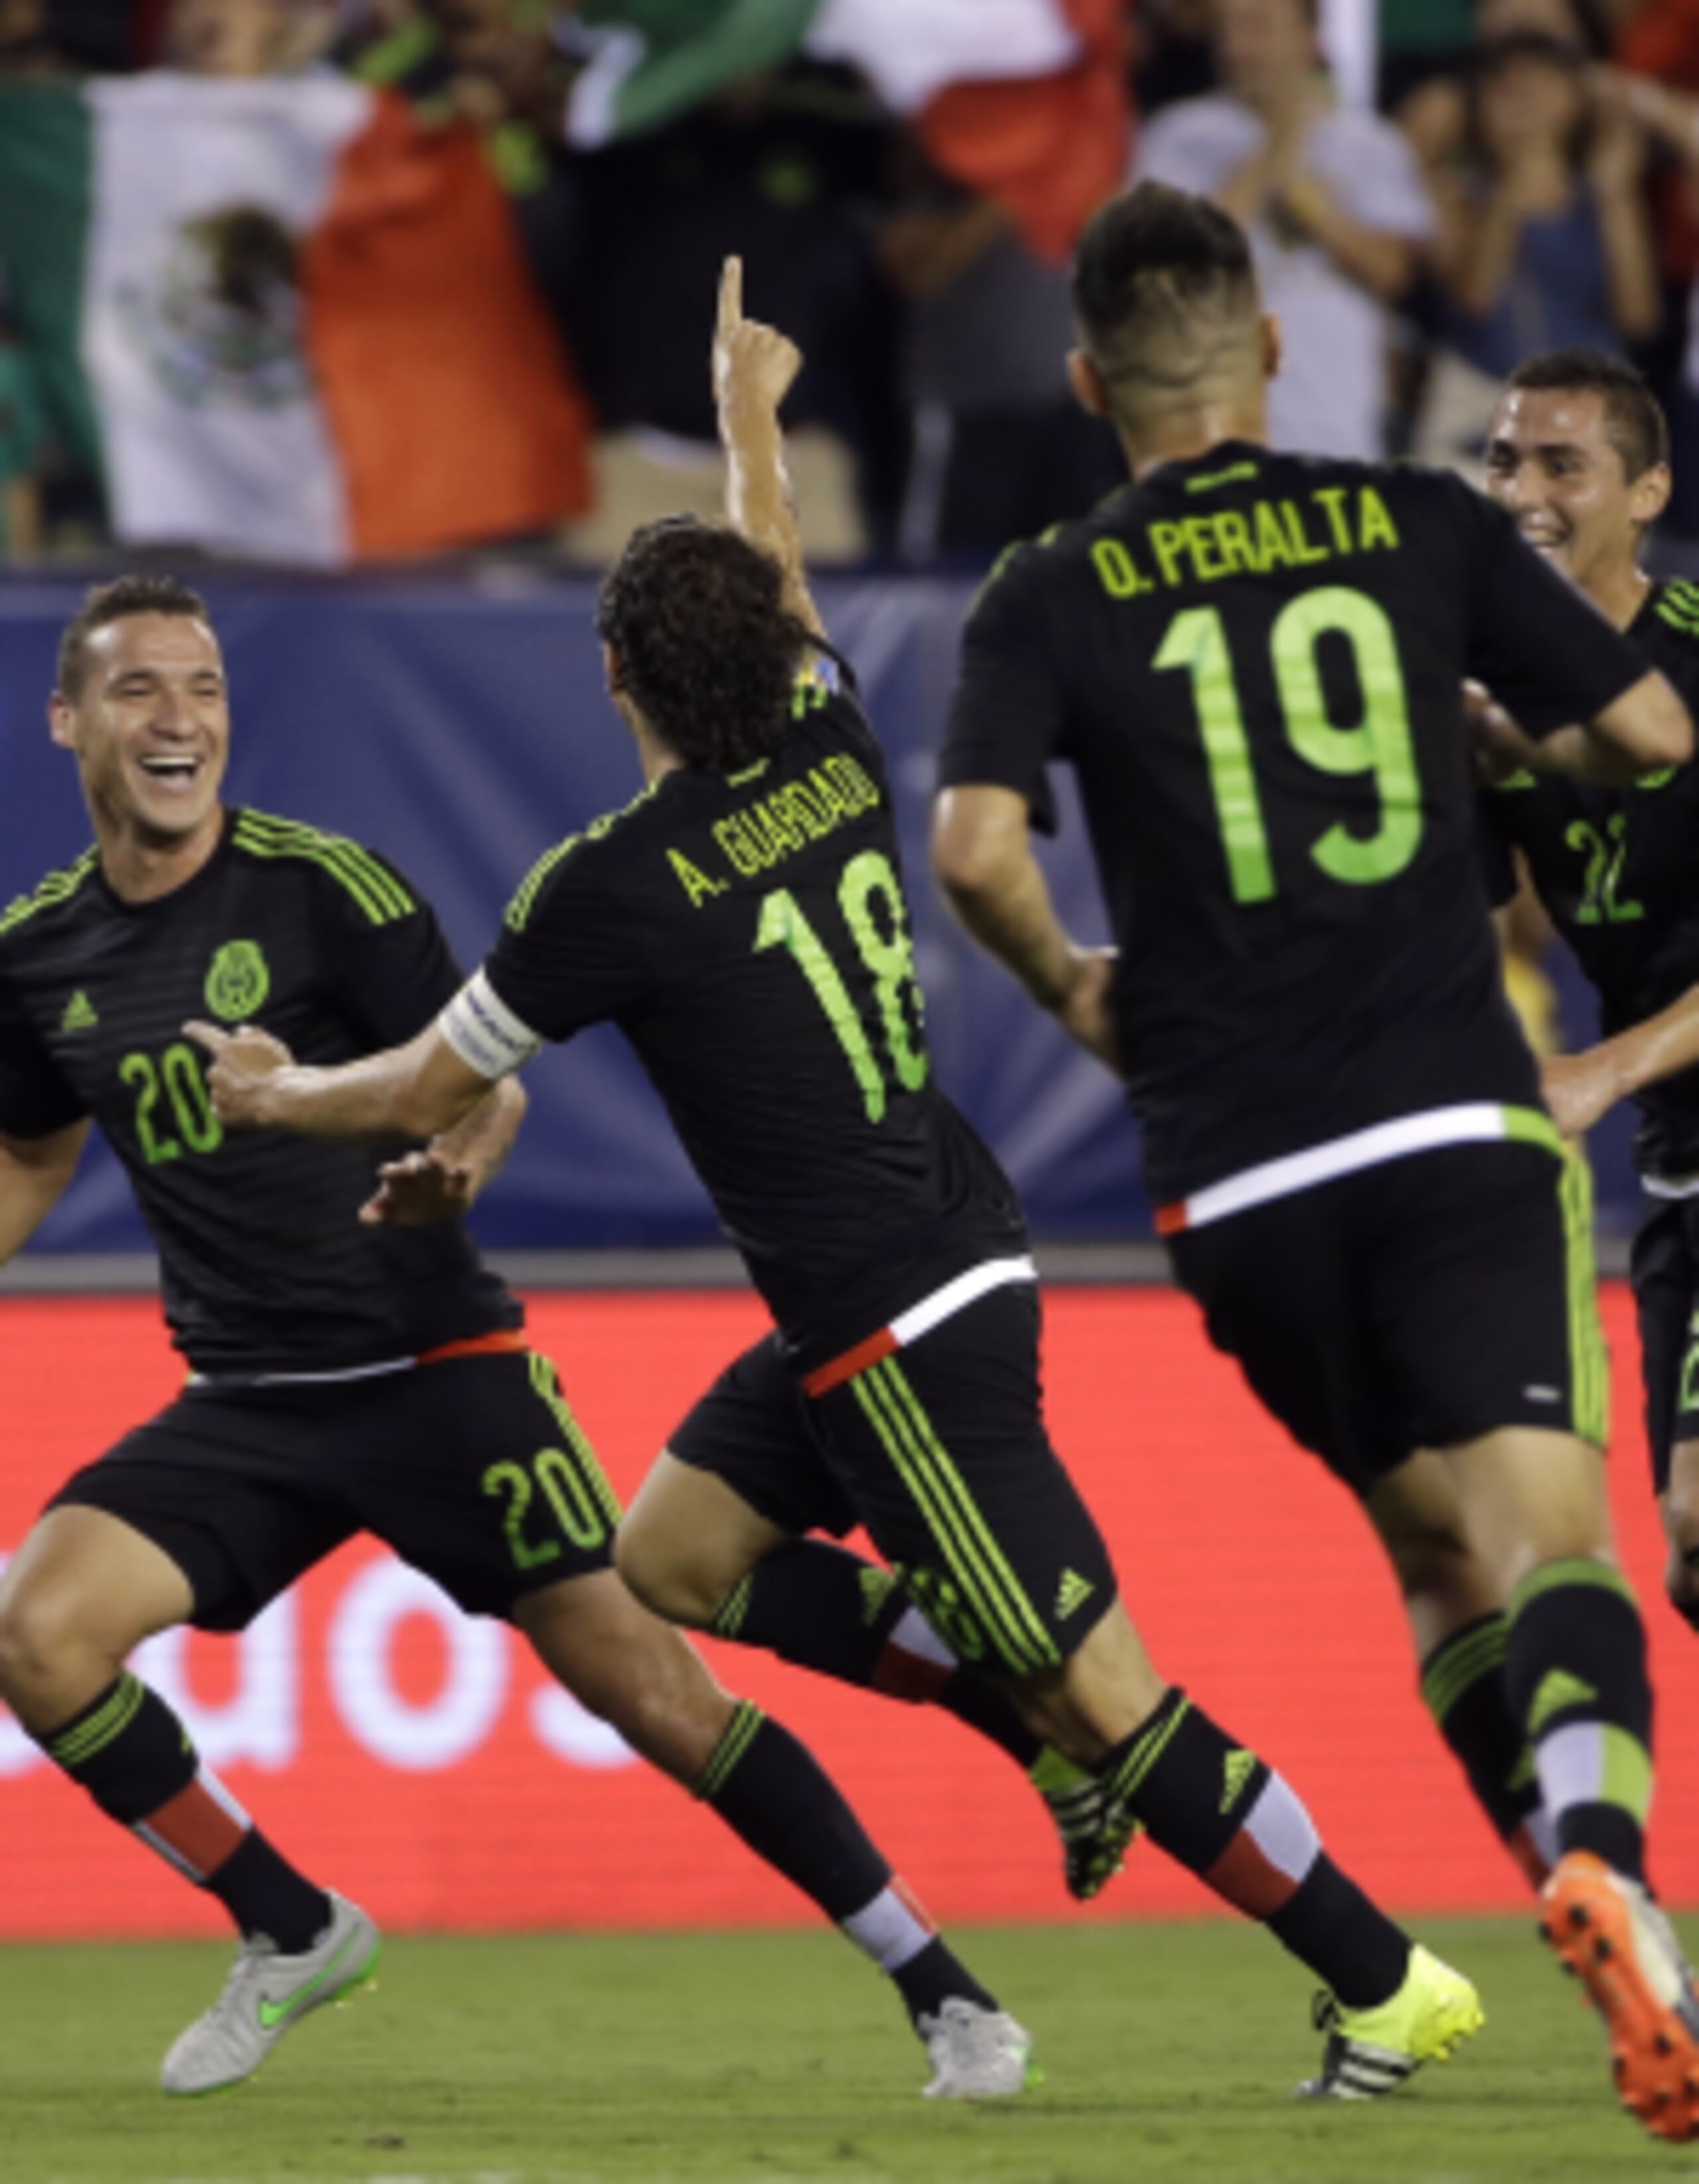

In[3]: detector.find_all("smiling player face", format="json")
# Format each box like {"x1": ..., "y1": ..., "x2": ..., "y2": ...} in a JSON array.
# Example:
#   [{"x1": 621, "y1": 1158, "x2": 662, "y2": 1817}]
[
  {"x1": 1484, "y1": 386, "x2": 1668, "y2": 602},
  {"x1": 50, "y1": 613, "x2": 231, "y2": 854}
]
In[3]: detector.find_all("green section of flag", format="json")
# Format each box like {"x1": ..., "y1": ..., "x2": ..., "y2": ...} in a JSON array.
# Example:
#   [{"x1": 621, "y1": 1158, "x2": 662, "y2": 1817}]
[
  {"x1": 573, "y1": 0, "x2": 822, "y2": 143},
  {"x1": 0, "y1": 82, "x2": 103, "y2": 491}
]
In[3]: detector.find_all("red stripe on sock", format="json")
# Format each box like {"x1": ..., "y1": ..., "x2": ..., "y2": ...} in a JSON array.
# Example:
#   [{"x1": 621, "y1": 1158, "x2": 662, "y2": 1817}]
[
  {"x1": 891, "y1": 1873, "x2": 938, "y2": 1940},
  {"x1": 871, "y1": 1645, "x2": 953, "y2": 1703},
  {"x1": 143, "y1": 1780, "x2": 249, "y2": 1881},
  {"x1": 1203, "y1": 1829, "x2": 1304, "y2": 1919}
]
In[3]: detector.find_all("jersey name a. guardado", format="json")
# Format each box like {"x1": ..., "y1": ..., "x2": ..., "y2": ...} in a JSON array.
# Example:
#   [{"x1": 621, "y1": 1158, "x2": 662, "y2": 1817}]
[
  {"x1": 0, "y1": 811, "x2": 518, "y2": 1376},
  {"x1": 938, "y1": 441, "x2": 1651, "y2": 1223},
  {"x1": 441, "y1": 669, "x2": 1029, "y2": 1377},
  {"x1": 1479, "y1": 578, "x2": 1699, "y2": 1188}
]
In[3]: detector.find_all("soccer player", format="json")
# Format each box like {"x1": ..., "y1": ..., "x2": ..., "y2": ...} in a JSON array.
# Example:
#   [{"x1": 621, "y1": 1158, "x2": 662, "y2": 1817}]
[
  {"x1": 197, "y1": 256, "x2": 1489, "y2": 2108},
  {"x1": 0, "y1": 576, "x2": 1032, "y2": 2102},
  {"x1": 930, "y1": 181, "x2": 1699, "y2": 2142},
  {"x1": 1477, "y1": 351, "x2": 1699, "y2": 1632}
]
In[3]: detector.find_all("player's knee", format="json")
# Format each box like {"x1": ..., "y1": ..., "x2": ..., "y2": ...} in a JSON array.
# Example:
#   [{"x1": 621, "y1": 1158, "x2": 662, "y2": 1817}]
[
  {"x1": 613, "y1": 1523, "x2": 723, "y2": 1628},
  {"x1": 1382, "y1": 1521, "x2": 1481, "y2": 1610},
  {"x1": 0, "y1": 1570, "x2": 106, "y2": 1705}
]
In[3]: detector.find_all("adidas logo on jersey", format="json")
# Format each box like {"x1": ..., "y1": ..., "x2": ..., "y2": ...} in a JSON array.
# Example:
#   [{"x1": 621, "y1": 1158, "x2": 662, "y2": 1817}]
[
  {"x1": 1055, "y1": 1568, "x2": 1095, "y2": 1620},
  {"x1": 1220, "y1": 1747, "x2": 1257, "y2": 1814},
  {"x1": 60, "y1": 990, "x2": 98, "y2": 1032}
]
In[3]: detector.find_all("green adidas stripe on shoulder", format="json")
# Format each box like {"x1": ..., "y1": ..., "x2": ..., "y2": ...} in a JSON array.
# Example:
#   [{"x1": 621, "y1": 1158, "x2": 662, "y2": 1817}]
[
  {"x1": 504, "y1": 783, "x2": 661, "y2": 934},
  {"x1": 0, "y1": 846, "x2": 98, "y2": 939},
  {"x1": 1655, "y1": 580, "x2": 1699, "y2": 637},
  {"x1": 233, "y1": 811, "x2": 413, "y2": 925}
]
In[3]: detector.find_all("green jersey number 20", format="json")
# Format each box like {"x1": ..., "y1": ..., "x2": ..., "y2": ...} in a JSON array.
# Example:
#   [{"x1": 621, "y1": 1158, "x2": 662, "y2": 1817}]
[{"x1": 1154, "y1": 584, "x2": 1423, "y2": 905}]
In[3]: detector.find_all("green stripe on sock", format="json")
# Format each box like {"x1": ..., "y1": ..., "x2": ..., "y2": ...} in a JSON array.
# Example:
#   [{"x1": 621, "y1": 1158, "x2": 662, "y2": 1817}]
[
  {"x1": 1601, "y1": 1726, "x2": 1653, "y2": 1824},
  {"x1": 694, "y1": 1701, "x2": 763, "y2": 1802},
  {"x1": 48, "y1": 1672, "x2": 143, "y2": 1769},
  {"x1": 1108, "y1": 1695, "x2": 1193, "y2": 1806},
  {"x1": 712, "y1": 1575, "x2": 755, "y2": 1640},
  {"x1": 1420, "y1": 1617, "x2": 1509, "y2": 1724},
  {"x1": 1509, "y1": 1557, "x2": 1636, "y2": 1621},
  {"x1": 879, "y1": 1362, "x2": 1058, "y2": 1671}
]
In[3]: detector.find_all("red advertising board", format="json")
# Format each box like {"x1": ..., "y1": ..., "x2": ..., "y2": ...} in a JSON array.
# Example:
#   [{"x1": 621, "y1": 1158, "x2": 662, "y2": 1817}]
[{"x1": 2, "y1": 1283, "x2": 1695, "y2": 1938}]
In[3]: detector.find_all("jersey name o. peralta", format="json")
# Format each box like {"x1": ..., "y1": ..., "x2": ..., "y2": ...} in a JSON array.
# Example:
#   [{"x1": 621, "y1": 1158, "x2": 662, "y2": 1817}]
[
  {"x1": 1479, "y1": 578, "x2": 1699, "y2": 1182},
  {"x1": 938, "y1": 442, "x2": 1651, "y2": 1211},
  {"x1": 0, "y1": 811, "x2": 518, "y2": 1375},
  {"x1": 445, "y1": 670, "x2": 1025, "y2": 1372}
]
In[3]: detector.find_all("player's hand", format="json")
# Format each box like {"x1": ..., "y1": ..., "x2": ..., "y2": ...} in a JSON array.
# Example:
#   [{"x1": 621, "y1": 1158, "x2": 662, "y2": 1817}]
[
  {"x1": 183, "y1": 1020, "x2": 295, "y2": 1129},
  {"x1": 1540, "y1": 1047, "x2": 1620, "y2": 1139},
  {"x1": 712, "y1": 255, "x2": 802, "y2": 422},
  {"x1": 1053, "y1": 947, "x2": 1123, "y2": 1075},
  {"x1": 1465, "y1": 680, "x2": 1538, "y2": 785},
  {"x1": 358, "y1": 1147, "x2": 476, "y2": 1227}
]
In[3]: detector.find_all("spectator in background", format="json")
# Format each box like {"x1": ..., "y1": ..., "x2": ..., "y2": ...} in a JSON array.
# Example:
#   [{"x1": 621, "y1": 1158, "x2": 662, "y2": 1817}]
[
  {"x1": 171, "y1": 0, "x2": 334, "y2": 77},
  {"x1": 1414, "y1": 36, "x2": 1658, "y2": 473},
  {"x1": 1136, "y1": 0, "x2": 1433, "y2": 459}
]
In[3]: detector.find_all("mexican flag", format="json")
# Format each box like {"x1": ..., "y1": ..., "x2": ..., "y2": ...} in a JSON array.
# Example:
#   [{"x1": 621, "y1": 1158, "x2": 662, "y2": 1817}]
[
  {"x1": 0, "y1": 75, "x2": 591, "y2": 565},
  {"x1": 566, "y1": 0, "x2": 1131, "y2": 263}
]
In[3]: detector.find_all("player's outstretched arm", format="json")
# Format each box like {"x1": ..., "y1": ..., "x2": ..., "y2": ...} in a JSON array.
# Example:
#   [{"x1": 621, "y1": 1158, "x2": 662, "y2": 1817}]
[
  {"x1": 359, "y1": 1079, "x2": 528, "y2": 1225},
  {"x1": 186, "y1": 1018, "x2": 492, "y2": 1146},
  {"x1": 1543, "y1": 982, "x2": 1699, "y2": 1140},
  {"x1": 1485, "y1": 669, "x2": 1695, "y2": 786},
  {"x1": 713, "y1": 254, "x2": 825, "y2": 641},
  {"x1": 932, "y1": 785, "x2": 1120, "y2": 1072},
  {"x1": 0, "y1": 1119, "x2": 89, "y2": 1265}
]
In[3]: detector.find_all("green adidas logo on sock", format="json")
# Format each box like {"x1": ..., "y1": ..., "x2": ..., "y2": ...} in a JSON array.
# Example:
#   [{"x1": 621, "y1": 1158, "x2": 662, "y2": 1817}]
[
  {"x1": 1055, "y1": 1569, "x2": 1095, "y2": 1620},
  {"x1": 1220, "y1": 1747, "x2": 1257, "y2": 1814},
  {"x1": 60, "y1": 989, "x2": 98, "y2": 1032},
  {"x1": 1529, "y1": 1668, "x2": 1599, "y2": 1738},
  {"x1": 859, "y1": 1566, "x2": 897, "y2": 1623}
]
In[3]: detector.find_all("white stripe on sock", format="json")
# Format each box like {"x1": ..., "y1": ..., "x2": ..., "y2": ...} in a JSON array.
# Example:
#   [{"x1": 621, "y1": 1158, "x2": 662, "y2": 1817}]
[
  {"x1": 198, "y1": 1763, "x2": 252, "y2": 1834},
  {"x1": 1534, "y1": 1721, "x2": 1604, "y2": 1819},
  {"x1": 889, "y1": 1605, "x2": 957, "y2": 1670},
  {"x1": 1244, "y1": 1774, "x2": 1321, "y2": 1883},
  {"x1": 842, "y1": 1883, "x2": 935, "y2": 1973}
]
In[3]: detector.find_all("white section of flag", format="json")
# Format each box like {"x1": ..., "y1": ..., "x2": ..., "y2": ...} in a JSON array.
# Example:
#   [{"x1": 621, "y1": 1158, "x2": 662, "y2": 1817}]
[
  {"x1": 806, "y1": 0, "x2": 1083, "y2": 114},
  {"x1": 82, "y1": 72, "x2": 372, "y2": 565}
]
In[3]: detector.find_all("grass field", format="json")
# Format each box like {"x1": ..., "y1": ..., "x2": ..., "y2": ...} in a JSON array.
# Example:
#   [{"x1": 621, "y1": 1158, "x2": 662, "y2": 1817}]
[{"x1": 9, "y1": 1918, "x2": 1699, "y2": 2184}]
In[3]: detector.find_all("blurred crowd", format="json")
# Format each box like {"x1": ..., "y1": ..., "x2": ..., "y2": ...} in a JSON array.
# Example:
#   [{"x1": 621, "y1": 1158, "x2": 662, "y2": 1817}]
[{"x1": 9, "y1": 0, "x2": 1699, "y2": 566}]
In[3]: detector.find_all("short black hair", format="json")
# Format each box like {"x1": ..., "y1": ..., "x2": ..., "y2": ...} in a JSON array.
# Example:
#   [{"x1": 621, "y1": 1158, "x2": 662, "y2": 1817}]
[
  {"x1": 1504, "y1": 349, "x2": 1670, "y2": 481},
  {"x1": 595, "y1": 518, "x2": 812, "y2": 771},
  {"x1": 57, "y1": 574, "x2": 213, "y2": 700},
  {"x1": 1072, "y1": 183, "x2": 1260, "y2": 409}
]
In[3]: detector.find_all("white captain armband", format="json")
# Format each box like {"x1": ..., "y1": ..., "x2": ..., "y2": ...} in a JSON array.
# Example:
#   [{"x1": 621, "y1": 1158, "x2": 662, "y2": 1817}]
[{"x1": 438, "y1": 970, "x2": 544, "y2": 1081}]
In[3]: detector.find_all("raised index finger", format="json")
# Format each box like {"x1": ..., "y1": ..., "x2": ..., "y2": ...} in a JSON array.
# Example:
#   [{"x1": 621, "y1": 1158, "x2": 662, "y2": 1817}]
[
  {"x1": 182, "y1": 1020, "x2": 230, "y2": 1057},
  {"x1": 717, "y1": 255, "x2": 743, "y2": 343}
]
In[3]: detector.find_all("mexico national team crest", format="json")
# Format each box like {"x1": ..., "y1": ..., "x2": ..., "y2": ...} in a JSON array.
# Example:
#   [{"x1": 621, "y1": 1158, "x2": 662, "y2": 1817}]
[{"x1": 205, "y1": 939, "x2": 270, "y2": 1022}]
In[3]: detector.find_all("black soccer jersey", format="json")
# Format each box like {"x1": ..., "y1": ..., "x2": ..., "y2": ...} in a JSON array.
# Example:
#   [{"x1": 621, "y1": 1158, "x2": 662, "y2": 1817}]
[
  {"x1": 938, "y1": 442, "x2": 1650, "y2": 1205},
  {"x1": 1479, "y1": 578, "x2": 1699, "y2": 1181},
  {"x1": 0, "y1": 810, "x2": 518, "y2": 1375},
  {"x1": 472, "y1": 671, "x2": 1025, "y2": 1369}
]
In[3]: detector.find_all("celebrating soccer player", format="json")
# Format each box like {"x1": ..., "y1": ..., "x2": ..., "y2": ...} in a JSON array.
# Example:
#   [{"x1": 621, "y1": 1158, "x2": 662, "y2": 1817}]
[
  {"x1": 932, "y1": 184, "x2": 1699, "y2": 2143},
  {"x1": 0, "y1": 576, "x2": 1030, "y2": 2101},
  {"x1": 1478, "y1": 351, "x2": 1699, "y2": 1631},
  {"x1": 198, "y1": 256, "x2": 1489, "y2": 2108}
]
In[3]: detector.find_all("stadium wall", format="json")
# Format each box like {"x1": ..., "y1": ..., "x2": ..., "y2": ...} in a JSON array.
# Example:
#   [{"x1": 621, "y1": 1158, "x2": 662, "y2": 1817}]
[
  {"x1": 3, "y1": 1281, "x2": 1695, "y2": 1939},
  {"x1": 0, "y1": 572, "x2": 1640, "y2": 1247}
]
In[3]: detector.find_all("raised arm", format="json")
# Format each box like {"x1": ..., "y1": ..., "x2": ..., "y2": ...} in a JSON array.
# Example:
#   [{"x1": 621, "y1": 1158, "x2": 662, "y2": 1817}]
[
  {"x1": 1542, "y1": 981, "x2": 1699, "y2": 1141},
  {"x1": 713, "y1": 254, "x2": 824, "y2": 640},
  {"x1": 1474, "y1": 670, "x2": 1694, "y2": 787},
  {"x1": 0, "y1": 1119, "x2": 90, "y2": 1265},
  {"x1": 187, "y1": 1018, "x2": 497, "y2": 1148}
]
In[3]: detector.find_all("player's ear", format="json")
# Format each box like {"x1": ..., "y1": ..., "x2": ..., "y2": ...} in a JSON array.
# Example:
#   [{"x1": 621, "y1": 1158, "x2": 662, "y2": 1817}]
[
  {"x1": 1259, "y1": 312, "x2": 1282, "y2": 384},
  {"x1": 1067, "y1": 347, "x2": 1110, "y2": 421},
  {"x1": 602, "y1": 642, "x2": 626, "y2": 695},
  {"x1": 48, "y1": 692, "x2": 77, "y2": 750},
  {"x1": 1631, "y1": 461, "x2": 1673, "y2": 531}
]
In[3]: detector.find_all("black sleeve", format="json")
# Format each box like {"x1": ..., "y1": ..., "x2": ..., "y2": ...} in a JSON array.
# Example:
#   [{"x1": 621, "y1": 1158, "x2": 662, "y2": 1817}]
[
  {"x1": 323, "y1": 849, "x2": 467, "y2": 1050},
  {"x1": 482, "y1": 839, "x2": 653, "y2": 1044},
  {"x1": 1455, "y1": 482, "x2": 1649, "y2": 737},
  {"x1": 0, "y1": 978, "x2": 86, "y2": 1138},
  {"x1": 937, "y1": 544, "x2": 1065, "y2": 835},
  {"x1": 1473, "y1": 791, "x2": 1520, "y2": 911}
]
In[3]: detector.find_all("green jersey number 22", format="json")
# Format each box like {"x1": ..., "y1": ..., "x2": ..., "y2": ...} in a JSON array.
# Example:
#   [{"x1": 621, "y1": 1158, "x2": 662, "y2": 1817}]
[
  {"x1": 754, "y1": 849, "x2": 928, "y2": 1123},
  {"x1": 1154, "y1": 584, "x2": 1422, "y2": 904}
]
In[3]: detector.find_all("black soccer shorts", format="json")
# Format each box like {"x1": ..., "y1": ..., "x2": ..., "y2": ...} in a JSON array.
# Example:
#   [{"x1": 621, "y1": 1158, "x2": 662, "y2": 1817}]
[
  {"x1": 1165, "y1": 1138, "x2": 1609, "y2": 1498},
  {"x1": 670, "y1": 1282, "x2": 1118, "y2": 1677},
  {"x1": 49, "y1": 1345, "x2": 621, "y2": 1630},
  {"x1": 1631, "y1": 1193, "x2": 1699, "y2": 1496}
]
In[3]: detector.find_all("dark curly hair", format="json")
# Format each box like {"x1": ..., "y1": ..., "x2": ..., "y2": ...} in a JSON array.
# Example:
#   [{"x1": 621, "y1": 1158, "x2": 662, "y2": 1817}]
[
  {"x1": 595, "y1": 517, "x2": 813, "y2": 771},
  {"x1": 58, "y1": 574, "x2": 212, "y2": 700}
]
